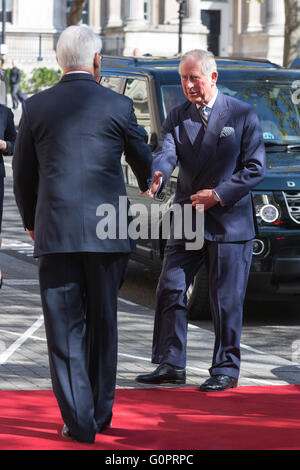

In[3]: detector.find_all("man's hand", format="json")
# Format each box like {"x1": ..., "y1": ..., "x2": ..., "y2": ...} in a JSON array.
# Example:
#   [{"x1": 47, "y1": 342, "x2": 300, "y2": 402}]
[
  {"x1": 0, "y1": 140, "x2": 7, "y2": 152},
  {"x1": 147, "y1": 171, "x2": 163, "y2": 199},
  {"x1": 190, "y1": 189, "x2": 219, "y2": 211},
  {"x1": 28, "y1": 230, "x2": 34, "y2": 241}
]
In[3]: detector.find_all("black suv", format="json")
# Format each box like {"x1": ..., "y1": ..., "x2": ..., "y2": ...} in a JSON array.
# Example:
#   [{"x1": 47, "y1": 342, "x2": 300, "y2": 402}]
[{"x1": 100, "y1": 56, "x2": 300, "y2": 319}]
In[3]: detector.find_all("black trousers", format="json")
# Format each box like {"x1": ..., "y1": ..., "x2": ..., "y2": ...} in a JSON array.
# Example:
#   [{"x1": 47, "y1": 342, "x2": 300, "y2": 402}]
[
  {"x1": 0, "y1": 176, "x2": 4, "y2": 233},
  {"x1": 38, "y1": 252, "x2": 129, "y2": 442},
  {"x1": 10, "y1": 83, "x2": 20, "y2": 109}
]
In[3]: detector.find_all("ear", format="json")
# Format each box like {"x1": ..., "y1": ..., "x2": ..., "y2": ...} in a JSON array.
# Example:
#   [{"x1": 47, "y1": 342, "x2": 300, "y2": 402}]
[
  {"x1": 94, "y1": 52, "x2": 100, "y2": 69},
  {"x1": 211, "y1": 71, "x2": 218, "y2": 85}
]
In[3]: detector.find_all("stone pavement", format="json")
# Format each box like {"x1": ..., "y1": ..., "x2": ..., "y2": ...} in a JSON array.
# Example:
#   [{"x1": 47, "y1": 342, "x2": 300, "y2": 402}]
[{"x1": 1, "y1": 249, "x2": 300, "y2": 391}]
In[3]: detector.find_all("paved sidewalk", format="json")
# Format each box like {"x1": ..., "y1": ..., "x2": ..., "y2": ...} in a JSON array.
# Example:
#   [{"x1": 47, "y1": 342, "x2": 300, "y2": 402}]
[{"x1": 1, "y1": 249, "x2": 300, "y2": 391}]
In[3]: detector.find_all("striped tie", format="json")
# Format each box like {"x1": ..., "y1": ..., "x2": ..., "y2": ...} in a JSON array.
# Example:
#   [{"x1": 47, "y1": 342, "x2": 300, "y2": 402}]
[{"x1": 200, "y1": 106, "x2": 208, "y2": 130}]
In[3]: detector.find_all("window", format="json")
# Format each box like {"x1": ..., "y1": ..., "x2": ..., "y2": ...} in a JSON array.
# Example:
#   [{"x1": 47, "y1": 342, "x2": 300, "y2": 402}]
[
  {"x1": 66, "y1": 0, "x2": 89, "y2": 25},
  {"x1": 124, "y1": 78, "x2": 151, "y2": 187},
  {"x1": 218, "y1": 81, "x2": 300, "y2": 144},
  {"x1": 124, "y1": 78, "x2": 151, "y2": 137},
  {"x1": 144, "y1": 0, "x2": 151, "y2": 22},
  {"x1": 0, "y1": 0, "x2": 13, "y2": 23},
  {"x1": 100, "y1": 76, "x2": 123, "y2": 93},
  {"x1": 160, "y1": 84, "x2": 186, "y2": 118}
]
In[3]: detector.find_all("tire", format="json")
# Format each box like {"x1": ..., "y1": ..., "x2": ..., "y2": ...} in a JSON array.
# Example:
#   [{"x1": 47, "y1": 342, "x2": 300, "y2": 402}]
[{"x1": 187, "y1": 264, "x2": 211, "y2": 320}]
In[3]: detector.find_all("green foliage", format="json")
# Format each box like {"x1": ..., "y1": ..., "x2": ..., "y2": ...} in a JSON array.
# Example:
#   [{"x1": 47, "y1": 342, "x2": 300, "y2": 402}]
[
  {"x1": 22, "y1": 67, "x2": 61, "y2": 94},
  {"x1": 5, "y1": 67, "x2": 61, "y2": 94}
]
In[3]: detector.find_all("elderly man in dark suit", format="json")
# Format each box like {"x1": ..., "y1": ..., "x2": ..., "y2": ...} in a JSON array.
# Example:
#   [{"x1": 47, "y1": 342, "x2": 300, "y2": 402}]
[
  {"x1": 0, "y1": 104, "x2": 17, "y2": 287},
  {"x1": 136, "y1": 49, "x2": 266, "y2": 392},
  {"x1": 13, "y1": 25, "x2": 152, "y2": 443}
]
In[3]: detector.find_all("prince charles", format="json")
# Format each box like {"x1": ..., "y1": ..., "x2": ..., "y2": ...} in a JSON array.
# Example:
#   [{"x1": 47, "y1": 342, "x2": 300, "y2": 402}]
[{"x1": 136, "y1": 49, "x2": 266, "y2": 391}]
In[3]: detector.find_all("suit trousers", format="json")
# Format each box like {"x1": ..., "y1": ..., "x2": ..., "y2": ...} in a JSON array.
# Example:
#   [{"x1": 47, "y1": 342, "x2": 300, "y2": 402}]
[
  {"x1": 10, "y1": 84, "x2": 20, "y2": 109},
  {"x1": 38, "y1": 251, "x2": 129, "y2": 442},
  {"x1": 0, "y1": 176, "x2": 4, "y2": 233},
  {"x1": 151, "y1": 240, "x2": 252, "y2": 379}
]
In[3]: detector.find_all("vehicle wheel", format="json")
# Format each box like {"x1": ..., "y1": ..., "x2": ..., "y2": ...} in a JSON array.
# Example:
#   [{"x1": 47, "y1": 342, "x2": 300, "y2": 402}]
[{"x1": 187, "y1": 264, "x2": 211, "y2": 320}]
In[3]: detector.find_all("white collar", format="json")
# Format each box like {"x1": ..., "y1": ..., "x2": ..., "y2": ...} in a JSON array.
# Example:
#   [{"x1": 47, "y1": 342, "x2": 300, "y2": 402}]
[
  {"x1": 197, "y1": 88, "x2": 218, "y2": 110},
  {"x1": 65, "y1": 70, "x2": 90, "y2": 75}
]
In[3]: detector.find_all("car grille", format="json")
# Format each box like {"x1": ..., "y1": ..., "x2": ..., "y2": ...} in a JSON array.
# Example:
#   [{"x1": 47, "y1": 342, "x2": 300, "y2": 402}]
[{"x1": 283, "y1": 191, "x2": 300, "y2": 224}]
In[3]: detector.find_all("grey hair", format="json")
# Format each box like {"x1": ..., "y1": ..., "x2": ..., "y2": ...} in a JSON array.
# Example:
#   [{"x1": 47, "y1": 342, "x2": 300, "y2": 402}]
[
  {"x1": 180, "y1": 50, "x2": 217, "y2": 77},
  {"x1": 56, "y1": 25, "x2": 102, "y2": 70}
]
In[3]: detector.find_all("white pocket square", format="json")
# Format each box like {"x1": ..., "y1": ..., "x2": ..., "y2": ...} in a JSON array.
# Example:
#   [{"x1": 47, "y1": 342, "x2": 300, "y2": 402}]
[{"x1": 220, "y1": 127, "x2": 235, "y2": 138}]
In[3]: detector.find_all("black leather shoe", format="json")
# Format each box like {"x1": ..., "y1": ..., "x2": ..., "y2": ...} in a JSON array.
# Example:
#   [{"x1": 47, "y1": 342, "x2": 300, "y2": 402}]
[
  {"x1": 135, "y1": 363, "x2": 186, "y2": 385},
  {"x1": 61, "y1": 424, "x2": 94, "y2": 444},
  {"x1": 199, "y1": 374, "x2": 238, "y2": 392}
]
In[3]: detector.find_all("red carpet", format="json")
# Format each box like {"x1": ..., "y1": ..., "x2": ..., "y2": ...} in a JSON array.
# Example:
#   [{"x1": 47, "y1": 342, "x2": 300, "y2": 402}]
[{"x1": 0, "y1": 385, "x2": 300, "y2": 450}]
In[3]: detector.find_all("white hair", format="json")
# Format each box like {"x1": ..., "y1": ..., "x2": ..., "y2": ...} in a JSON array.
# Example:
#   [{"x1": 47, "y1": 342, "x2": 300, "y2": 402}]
[
  {"x1": 56, "y1": 25, "x2": 102, "y2": 70},
  {"x1": 180, "y1": 50, "x2": 217, "y2": 77}
]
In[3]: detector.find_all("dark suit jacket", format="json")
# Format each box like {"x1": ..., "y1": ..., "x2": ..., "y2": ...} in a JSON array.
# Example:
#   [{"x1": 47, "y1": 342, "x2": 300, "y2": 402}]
[
  {"x1": 13, "y1": 73, "x2": 152, "y2": 256},
  {"x1": 0, "y1": 104, "x2": 17, "y2": 178},
  {"x1": 153, "y1": 91, "x2": 266, "y2": 242}
]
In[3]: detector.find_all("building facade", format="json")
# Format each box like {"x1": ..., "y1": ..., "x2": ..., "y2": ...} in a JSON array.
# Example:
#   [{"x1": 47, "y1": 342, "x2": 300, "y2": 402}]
[{"x1": 1, "y1": 0, "x2": 287, "y2": 73}]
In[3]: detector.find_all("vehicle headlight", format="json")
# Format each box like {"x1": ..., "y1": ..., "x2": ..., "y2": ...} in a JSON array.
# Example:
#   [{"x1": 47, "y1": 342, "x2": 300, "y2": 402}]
[
  {"x1": 252, "y1": 192, "x2": 280, "y2": 225},
  {"x1": 259, "y1": 204, "x2": 279, "y2": 223}
]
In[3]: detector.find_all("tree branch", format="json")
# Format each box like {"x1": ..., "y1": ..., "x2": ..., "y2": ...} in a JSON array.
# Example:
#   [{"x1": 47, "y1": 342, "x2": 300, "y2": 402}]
[{"x1": 67, "y1": 0, "x2": 87, "y2": 26}]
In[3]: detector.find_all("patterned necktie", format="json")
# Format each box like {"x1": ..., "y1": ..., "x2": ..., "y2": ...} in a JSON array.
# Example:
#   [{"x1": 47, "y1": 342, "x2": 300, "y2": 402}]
[{"x1": 200, "y1": 106, "x2": 208, "y2": 130}]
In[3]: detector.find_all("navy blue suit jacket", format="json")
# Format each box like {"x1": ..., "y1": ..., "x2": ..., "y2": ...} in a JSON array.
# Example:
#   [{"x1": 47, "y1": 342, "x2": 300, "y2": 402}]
[
  {"x1": 153, "y1": 91, "x2": 266, "y2": 242},
  {"x1": 0, "y1": 104, "x2": 17, "y2": 177},
  {"x1": 13, "y1": 73, "x2": 152, "y2": 256}
]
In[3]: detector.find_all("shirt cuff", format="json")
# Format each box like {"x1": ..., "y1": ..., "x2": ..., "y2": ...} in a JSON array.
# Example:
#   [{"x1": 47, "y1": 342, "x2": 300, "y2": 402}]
[{"x1": 213, "y1": 190, "x2": 225, "y2": 206}]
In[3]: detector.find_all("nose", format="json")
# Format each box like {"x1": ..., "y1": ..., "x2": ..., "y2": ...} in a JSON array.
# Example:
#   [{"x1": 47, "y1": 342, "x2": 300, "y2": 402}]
[{"x1": 185, "y1": 79, "x2": 194, "y2": 89}]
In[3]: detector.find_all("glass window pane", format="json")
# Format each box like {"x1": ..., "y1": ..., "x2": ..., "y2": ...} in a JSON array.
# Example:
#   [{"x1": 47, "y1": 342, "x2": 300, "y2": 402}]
[
  {"x1": 124, "y1": 78, "x2": 151, "y2": 187},
  {"x1": 124, "y1": 78, "x2": 151, "y2": 137},
  {"x1": 160, "y1": 84, "x2": 186, "y2": 117},
  {"x1": 0, "y1": 0, "x2": 12, "y2": 11},
  {"x1": 218, "y1": 81, "x2": 300, "y2": 143},
  {"x1": 100, "y1": 76, "x2": 122, "y2": 93}
]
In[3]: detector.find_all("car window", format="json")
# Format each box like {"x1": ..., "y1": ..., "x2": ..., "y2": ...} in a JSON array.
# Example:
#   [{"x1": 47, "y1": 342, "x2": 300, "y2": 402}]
[
  {"x1": 160, "y1": 84, "x2": 186, "y2": 117},
  {"x1": 100, "y1": 76, "x2": 123, "y2": 93},
  {"x1": 122, "y1": 78, "x2": 152, "y2": 188},
  {"x1": 124, "y1": 78, "x2": 151, "y2": 138},
  {"x1": 218, "y1": 81, "x2": 300, "y2": 144},
  {"x1": 160, "y1": 81, "x2": 300, "y2": 146}
]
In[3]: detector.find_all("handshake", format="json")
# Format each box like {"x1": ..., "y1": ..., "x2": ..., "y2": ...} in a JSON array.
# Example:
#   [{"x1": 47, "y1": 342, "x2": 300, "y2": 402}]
[{"x1": 143, "y1": 171, "x2": 220, "y2": 211}]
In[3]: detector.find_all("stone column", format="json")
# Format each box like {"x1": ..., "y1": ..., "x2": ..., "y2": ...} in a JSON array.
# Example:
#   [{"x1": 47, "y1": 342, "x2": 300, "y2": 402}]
[
  {"x1": 125, "y1": 0, "x2": 147, "y2": 28},
  {"x1": 266, "y1": 0, "x2": 285, "y2": 35},
  {"x1": 89, "y1": 0, "x2": 101, "y2": 32},
  {"x1": 106, "y1": 0, "x2": 123, "y2": 28},
  {"x1": 246, "y1": 0, "x2": 263, "y2": 32},
  {"x1": 183, "y1": 0, "x2": 206, "y2": 32},
  {"x1": 163, "y1": 0, "x2": 178, "y2": 25},
  {"x1": 265, "y1": 0, "x2": 285, "y2": 65}
]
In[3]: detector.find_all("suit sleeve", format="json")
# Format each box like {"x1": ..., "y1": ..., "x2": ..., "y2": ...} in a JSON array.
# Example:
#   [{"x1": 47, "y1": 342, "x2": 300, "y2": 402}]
[
  {"x1": 4, "y1": 108, "x2": 17, "y2": 155},
  {"x1": 123, "y1": 103, "x2": 153, "y2": 192},
  {"x1": 12, "y1": 105, "x2": 38, "y2": 230},
  {"x1": 214, "y1": 106, "x2": 266, "y2": 207},
  {"x1": 151, "y1": 112, "x2": 178, "y2": 190}
]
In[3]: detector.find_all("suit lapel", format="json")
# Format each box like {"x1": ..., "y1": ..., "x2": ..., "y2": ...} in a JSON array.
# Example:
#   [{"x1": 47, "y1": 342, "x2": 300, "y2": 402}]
[
  {"x1": 182, "y1": 103, "x2": 203, "y2": 151},
  {"x1": 192, "y1": 91, "x2": 229, "y2": 179},
  {"x1": 201, "y1": 91, "x2": 229, "y2": 150},
  {"x1": 182, "y1": 92, "x2": 229, "y2": 156}
]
